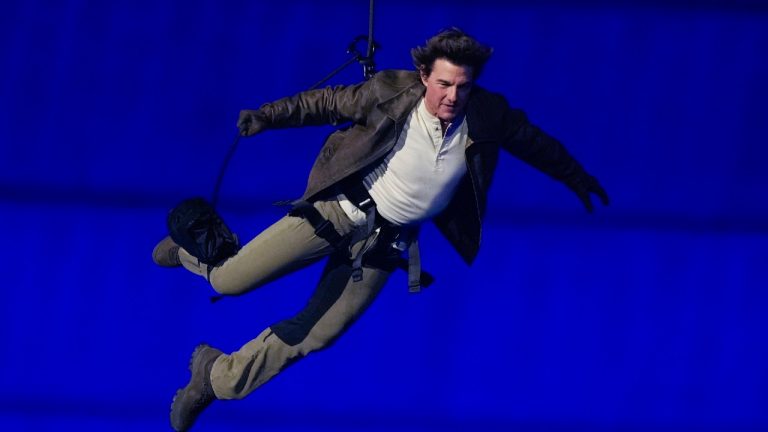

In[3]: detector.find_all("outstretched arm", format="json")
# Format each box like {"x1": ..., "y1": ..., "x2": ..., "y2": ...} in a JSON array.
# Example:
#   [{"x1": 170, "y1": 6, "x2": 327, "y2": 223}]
[
  {"x1": 500, "y1": 102, "x2": 609, "y2": 212},
  {"x1": 237, "y1": 79, "x2": 376, "y2": 136}
]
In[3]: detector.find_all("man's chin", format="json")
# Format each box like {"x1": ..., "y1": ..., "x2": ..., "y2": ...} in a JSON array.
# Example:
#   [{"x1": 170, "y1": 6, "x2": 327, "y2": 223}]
[{"x1": 438, "y1": 112, "x2": 460, "y2": 124}]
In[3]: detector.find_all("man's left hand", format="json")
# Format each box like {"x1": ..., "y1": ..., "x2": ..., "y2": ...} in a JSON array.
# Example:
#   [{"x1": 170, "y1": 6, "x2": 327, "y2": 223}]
[{"x1": 569, "y1": 174, "x2": 610, "y2": 212}]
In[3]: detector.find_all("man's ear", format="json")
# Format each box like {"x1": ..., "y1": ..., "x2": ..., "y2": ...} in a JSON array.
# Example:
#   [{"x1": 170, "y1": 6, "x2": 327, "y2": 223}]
[{"x1": 418, "y1": 66, "x2": 429, "y2": 85}]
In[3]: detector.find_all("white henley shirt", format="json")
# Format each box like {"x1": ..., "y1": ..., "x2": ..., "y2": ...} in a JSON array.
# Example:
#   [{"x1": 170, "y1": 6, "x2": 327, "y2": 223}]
[{"x1": 339, "y1": 98, "x2": 468, "y2": 226}]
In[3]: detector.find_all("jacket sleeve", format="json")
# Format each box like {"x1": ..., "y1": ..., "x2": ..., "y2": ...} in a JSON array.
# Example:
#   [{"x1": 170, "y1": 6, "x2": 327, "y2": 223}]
[
  {"x1": 253, "y1": 79, "x2": 378, "y2": 129},
  {"x1": 498, "y1": 97, "x2": 589, "y2": 186}
]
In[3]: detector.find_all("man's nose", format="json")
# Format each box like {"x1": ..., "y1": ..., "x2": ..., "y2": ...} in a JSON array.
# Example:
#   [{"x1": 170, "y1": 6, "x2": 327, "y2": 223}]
[{"x1": 446, "y1": 86, "x2": 457, "y2": 103}]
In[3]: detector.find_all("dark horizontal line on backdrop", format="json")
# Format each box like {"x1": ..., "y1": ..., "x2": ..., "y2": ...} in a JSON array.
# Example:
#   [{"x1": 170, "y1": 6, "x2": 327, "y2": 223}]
[
  {"x1": 1, "y1": 183, "x2": 766, "y2": 235},
  {"x1": 0, "y1": 396, "x2": 750, "y2": 432},
  {"x1": 0, "y1": 397, "x2": 160, "y2": 425},
  {"x1": 486, "y1": 208, "x2": 768, "y2": 236}
]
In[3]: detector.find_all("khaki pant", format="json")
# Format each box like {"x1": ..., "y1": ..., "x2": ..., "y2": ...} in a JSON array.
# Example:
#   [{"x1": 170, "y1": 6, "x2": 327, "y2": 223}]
[{"x1": 178, "y1": 199, "x2": 395, "y2": 399}]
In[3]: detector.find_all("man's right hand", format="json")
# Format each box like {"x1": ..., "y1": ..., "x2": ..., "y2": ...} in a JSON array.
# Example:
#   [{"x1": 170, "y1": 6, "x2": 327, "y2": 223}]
[{"x1": 237, "y1": 110, "x2": 266, "y2": 136}]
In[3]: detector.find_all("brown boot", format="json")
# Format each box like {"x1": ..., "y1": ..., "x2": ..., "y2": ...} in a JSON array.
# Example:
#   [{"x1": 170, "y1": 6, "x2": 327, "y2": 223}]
[
  {"x1": 152, "y1": 235, "x2": 181, "y2": 267},
  {"x1": 170, "y1": 344, "x2": 223, "y2": 431}
]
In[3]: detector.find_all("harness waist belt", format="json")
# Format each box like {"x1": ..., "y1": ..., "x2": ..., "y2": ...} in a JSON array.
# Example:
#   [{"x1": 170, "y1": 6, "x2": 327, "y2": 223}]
[
  {"x1": 282, "y1": 193, "x2": 433, "y2": 292},
  {"x1": 339, "y1": 181, "x2": 430, "y2": 292}
]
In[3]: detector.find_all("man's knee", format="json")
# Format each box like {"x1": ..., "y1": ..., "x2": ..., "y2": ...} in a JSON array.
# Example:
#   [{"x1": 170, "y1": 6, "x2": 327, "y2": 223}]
[
  {"x1": 208, "y1": 267, "x2": 264, "y2": 296},
  {"x1": 269, "y1": 318, "x2": 342, "y2": 352}
]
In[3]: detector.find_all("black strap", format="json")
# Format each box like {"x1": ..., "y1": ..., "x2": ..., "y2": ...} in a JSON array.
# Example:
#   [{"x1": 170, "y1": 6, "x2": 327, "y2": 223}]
[
  {"x1": 407, "y1": 236, "x2": 422, "y2": 292},
  {"x1": 341, "y1": 180, "x2": 376, "y2": 212},
  {"x1": 288, "y1": 200, "x2": 348, "y2": 250}
]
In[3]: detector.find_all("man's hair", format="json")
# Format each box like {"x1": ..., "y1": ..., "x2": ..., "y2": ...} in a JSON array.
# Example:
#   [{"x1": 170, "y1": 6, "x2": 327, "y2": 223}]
[{"x1": 411, "y1": 27, "x2": 493, "y2": 79}]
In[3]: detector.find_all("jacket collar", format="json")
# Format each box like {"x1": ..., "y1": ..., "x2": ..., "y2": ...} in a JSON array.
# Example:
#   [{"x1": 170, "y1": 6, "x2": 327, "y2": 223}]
[{"x1": 377, "y1": 79, "x2": 425, "y2": 123}]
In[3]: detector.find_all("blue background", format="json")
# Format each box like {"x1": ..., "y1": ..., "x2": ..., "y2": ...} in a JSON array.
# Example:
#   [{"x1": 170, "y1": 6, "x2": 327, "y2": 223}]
[{"x1": 1, "y1": 1, "x2": 767, "y2": 431}]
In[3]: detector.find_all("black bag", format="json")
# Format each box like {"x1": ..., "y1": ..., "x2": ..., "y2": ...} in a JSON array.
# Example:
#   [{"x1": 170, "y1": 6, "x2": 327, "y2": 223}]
[{"x1": 167, "y1": 197, "x2": 239, "y2": 266}]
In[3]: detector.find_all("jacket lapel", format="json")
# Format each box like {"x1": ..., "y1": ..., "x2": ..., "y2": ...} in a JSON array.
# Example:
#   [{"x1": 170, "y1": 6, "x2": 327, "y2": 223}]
[{"x1": 377, "y1": 81, "x2": 425, "y2": 122}]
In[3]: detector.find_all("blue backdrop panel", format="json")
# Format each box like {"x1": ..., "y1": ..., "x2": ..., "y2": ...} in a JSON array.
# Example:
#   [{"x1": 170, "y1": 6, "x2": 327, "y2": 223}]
[{"x1": 1, "y1": 1, "x2": 767, "y2": 431}]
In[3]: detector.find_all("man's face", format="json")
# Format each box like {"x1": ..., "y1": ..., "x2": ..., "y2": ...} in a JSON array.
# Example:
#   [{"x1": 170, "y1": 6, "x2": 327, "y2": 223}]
[{"x1": 420, "y1": 58, "x2": 474, "y2": 124}]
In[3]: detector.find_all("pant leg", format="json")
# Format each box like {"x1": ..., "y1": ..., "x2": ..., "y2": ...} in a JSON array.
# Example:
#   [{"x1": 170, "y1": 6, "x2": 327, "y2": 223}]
[
  {"x1": 178, "y1": 199, "x2": 357, "y2": 295},
  {"x1": 209, "y1": 248, "x2": 396, "y2": 400}
]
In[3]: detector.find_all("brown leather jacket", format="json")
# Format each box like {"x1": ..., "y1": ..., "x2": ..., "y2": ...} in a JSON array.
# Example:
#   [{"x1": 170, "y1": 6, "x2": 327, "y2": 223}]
[{"x1": 254, "y1": 70, "x2": 593, "y2": 264}]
